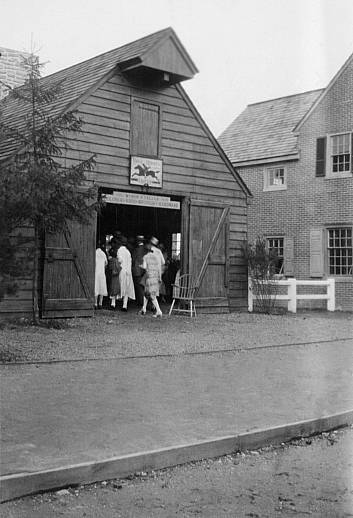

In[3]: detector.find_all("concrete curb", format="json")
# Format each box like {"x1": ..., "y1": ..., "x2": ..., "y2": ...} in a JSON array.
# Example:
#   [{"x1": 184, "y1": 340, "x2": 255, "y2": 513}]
[{"x1": 1, "y1": 409, "x2": 352, "y2": 502}]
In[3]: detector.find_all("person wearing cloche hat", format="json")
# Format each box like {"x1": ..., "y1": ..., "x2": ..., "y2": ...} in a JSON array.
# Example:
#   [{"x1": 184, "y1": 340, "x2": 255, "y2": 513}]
[
  {"x1": 149, "y1": 236, "x2": 165, "y2": 272},
  {"x1": 139, "y1": 239, "x2": 163, "y2": 318}
]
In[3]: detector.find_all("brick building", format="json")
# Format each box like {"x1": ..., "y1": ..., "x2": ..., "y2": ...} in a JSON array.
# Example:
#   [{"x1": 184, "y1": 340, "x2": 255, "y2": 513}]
[
  {"x1": 0, "y1": 47, "x2": 30, "y2": 99},
  {"x1": 219, "y1": 54, "x2": 353, "y2": 310}
]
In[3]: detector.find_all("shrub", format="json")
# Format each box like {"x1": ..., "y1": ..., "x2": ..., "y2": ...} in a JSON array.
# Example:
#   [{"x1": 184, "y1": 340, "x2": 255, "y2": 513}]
[{"x1": 243, "y1": 237, "x2": 280, "y2": 313}]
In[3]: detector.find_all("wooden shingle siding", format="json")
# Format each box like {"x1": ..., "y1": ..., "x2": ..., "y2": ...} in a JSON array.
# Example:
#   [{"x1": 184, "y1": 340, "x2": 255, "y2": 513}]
[
  {"x1": 0, "y1": 225, "x2": 35, "y2": 315},
  {"x1": 71, "y1": 70, "x2": 248, "y2": 311},
  {"x1": 0, "y1": 29, "x2": 249, "y2": 316}
]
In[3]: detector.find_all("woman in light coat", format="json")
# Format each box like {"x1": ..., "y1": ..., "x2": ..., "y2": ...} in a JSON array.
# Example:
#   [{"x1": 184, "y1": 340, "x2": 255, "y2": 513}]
[
  {"x1": 117, "y1": 238, "x2": 135, "y2": 311},
  {"x1": 95, "y1": 243, "x2": 108, "y2": 309}
]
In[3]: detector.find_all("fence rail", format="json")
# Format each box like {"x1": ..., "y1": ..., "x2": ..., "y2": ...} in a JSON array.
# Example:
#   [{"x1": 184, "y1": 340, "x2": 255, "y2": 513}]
[{"x1": 248, "y1": 278, "x2": 335, "y2": 313}]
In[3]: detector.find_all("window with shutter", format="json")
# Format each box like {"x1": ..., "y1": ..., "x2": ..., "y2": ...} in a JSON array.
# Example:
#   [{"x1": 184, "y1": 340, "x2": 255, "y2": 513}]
[
  {"x1": 325, "y1": 132, "x2": 353, "y2": 178},
  {"x1": 327, "y1": 227, "x2": 353, "y2": 276},
  {"x1": 131, "y1": 99, "x2": 161, "y2": 158}
]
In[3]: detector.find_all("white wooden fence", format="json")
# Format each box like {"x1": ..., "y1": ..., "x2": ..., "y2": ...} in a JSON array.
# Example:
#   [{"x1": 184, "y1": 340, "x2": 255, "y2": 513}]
[{"x1": 248, "y1": 278, "x2": 335, "y2": 313}]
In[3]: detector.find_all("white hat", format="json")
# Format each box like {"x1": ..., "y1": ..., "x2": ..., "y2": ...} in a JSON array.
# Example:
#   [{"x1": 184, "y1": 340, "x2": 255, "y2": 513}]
[{"x1": 150, "y1": 236, "x2": 159, "y2": 246}]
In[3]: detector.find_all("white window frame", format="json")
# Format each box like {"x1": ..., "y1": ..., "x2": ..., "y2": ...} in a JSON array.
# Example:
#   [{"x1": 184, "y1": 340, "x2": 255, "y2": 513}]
[
  {"x1": 172, "y1": 232, "x2": 181, "y2": 259},
  {"x1": 326, "y1": 131, "x2": 352, "y2": 178},
  {"x1": 327, "y1": 227, "x2": 353, "y2": 277},
  {"x1": 263, "y1": 167, "x2": 287, "y2": 191},
  {"x1": 267, "y1": 237, "x2": 284, "y2": 275}
]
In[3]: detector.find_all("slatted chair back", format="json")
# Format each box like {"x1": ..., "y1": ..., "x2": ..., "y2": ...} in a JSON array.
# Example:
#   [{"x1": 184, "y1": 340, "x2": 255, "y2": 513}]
[{"x1": 169, "y1": 274, "x2": 198, "y2": 317}]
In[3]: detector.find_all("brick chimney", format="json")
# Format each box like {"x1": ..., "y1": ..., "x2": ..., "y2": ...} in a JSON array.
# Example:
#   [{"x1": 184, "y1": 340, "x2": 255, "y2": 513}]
[{"x1": 0, "y1": 47, "x2": 31, "y2": 99}]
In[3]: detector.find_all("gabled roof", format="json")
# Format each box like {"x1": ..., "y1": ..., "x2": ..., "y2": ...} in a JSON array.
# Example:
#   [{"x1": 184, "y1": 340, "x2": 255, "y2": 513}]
[
  {"x1": 218, "y1": 89, "x2": 323, "y2": 165},
  {"x1": 294, "y1": 52, "x2": 353, "y2": 132},
  {"x1": 0, "y1": 28, "x2": 197, "y2": 160},
  {"x1": 0, "y1": 29, "x2": 250, "y2": 197}
]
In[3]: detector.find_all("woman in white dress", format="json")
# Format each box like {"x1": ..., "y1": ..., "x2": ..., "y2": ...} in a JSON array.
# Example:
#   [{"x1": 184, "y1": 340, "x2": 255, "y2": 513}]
[
  {"x1": 117, "y1": 238, "x2": 135, "y2": 311},
  {"x1": 95, "y1": 244, "x2": 108, "y2": 308}
]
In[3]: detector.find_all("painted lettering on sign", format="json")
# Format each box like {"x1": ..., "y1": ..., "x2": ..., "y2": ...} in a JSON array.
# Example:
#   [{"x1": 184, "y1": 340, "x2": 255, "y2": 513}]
[
  {"x1": 130, "y1": 156, "x2": 163, "y2": 188},
  {"x1": 104, "y1": 192, "x2": 180, "y2": 210}
]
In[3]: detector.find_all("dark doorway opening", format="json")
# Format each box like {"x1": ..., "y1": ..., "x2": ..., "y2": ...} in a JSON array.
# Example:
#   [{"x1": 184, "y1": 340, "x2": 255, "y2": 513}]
[
  {"x1": 97, "y1": 194, "x2": 182, "y2": 258},
  {"x1": 96, "y1": 191, "x2": 183, "y2": 306}
]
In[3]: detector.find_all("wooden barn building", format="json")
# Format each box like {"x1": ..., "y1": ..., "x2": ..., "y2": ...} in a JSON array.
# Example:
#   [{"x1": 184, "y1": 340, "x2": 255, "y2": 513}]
[{"x1": 0, "y1": 28, "x2": 250, "y2": 318}]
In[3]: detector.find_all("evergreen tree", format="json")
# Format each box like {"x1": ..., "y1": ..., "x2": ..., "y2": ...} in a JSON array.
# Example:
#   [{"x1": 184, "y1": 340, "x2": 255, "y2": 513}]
[{"x1": 0, "y1": 53, "x2": 99, "y2": 322}]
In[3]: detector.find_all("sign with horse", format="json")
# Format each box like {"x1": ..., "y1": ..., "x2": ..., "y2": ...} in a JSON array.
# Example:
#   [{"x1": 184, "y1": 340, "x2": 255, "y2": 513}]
[{"x1": 130, "y1": 156, "x2": 163, "y2": 188}]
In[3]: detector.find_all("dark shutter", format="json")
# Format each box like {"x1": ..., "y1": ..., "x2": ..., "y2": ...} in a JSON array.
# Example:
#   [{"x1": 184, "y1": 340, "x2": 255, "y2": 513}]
[
  {"x1": 315, "y1": 137, "x2": 326, "y2": 177},
  {"x1": 131, "y1": 99, "x2": 160, "y2": 157}
]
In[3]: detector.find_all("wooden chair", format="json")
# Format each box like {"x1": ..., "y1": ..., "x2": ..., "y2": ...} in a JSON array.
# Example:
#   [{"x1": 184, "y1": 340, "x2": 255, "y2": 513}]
[{"x1": 168, "y1": 273, "x2": 198, "y2": 317}]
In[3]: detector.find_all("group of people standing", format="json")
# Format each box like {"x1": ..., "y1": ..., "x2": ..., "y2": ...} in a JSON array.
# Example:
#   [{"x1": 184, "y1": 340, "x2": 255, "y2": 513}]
[{"x1": 95, "y1": 233, "x2": 168, "y2": 318}]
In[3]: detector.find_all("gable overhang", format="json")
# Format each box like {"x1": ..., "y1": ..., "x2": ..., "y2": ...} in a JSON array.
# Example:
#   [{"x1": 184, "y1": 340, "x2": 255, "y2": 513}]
[
  {"x1": 119, "y1": 63, "x2": 193, "y2": 85},
  {"x1": 118, "y1": 28, "x2": 198, "y2": 84},
  {"x1": 231, "y1": 153, "x2": 300, "y2": 167}
]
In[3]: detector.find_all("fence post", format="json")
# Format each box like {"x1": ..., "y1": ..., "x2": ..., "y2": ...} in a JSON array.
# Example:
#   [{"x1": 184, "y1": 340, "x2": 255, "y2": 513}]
[
  {"x1": 248, "y1": 277, "x2": 253, "y2": 312},
  {"x1": 287, "y1": 278, "x2": 297, "y2": 313},
  {"x1": 327, "y1": 278, "x2": 335, "y2": 311}
]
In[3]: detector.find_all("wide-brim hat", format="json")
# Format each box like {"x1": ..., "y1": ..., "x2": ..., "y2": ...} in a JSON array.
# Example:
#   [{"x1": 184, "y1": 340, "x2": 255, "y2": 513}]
[
  {"x1": 136, "y1": 235, "x2": 145, "y2": 241},
  {"x1": 150, "y1": 236, "x2": 159, "y2": 246}
]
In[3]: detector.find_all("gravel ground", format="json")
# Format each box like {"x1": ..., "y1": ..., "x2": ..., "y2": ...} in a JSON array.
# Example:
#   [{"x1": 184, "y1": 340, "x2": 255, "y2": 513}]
[
  {"x1": 3, "y1": 426, "x2": 353, "y2": 517},
  {"x1": 1, "y1": 309, "x2": 352, "y2": 363}
]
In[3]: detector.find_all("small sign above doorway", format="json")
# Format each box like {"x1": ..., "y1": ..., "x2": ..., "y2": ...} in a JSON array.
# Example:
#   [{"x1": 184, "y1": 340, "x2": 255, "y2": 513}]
[
  {"x1": 104, "y1": 191, "x2": 180, "y2": 210},
  {"x1": 130, "y1": 156, "x2": 163, "y2": 188}
]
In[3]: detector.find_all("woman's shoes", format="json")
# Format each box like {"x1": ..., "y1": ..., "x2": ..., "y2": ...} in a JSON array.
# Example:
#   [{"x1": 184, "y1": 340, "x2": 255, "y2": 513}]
[
  {"x1": 138, "y1": 309, "x2": 146, "y2": 315},
  {"x1": 152, "y1": 311, "x2": 163, "y2": 318}
]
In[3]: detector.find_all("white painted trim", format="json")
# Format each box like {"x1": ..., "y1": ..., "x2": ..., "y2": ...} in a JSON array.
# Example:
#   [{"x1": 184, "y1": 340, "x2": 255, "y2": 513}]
[
  {"x1": 263, "y1": 166, "x2": 287, "y2": 191},
  {"x1": 232, "y1": 154, "x2": 298, "y2": 167},
  {"x1": 326, "y1": 226, "x2": 353, "y2": 277},
  {"x1": 325, "y1": 131, "x2": 353, "y2": 178},
  {"x1": 248, "y1": 277, "x2": 336, "y2": 313}
]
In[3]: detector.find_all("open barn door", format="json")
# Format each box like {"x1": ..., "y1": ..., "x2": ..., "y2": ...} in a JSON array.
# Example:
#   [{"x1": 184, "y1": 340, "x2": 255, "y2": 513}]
[
  {"x1": 42, "y1": 217, "x2": 96, "y2": 318},
  {"x1": 189, "y1": 200, "x2": 230, "y2": 312}
]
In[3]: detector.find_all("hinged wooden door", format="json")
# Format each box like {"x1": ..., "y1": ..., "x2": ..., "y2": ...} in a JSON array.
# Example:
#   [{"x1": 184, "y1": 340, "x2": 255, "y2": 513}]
[
  {"x1": 189, "y1": 200, "x2": 230, "y2": 311},
  {"x1": 42, "y1": 217, "x2": 96, "y2": 318}
]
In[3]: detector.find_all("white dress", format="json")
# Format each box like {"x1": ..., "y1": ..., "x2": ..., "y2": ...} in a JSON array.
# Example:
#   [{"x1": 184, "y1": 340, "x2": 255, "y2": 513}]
[
  {"x1": 142, "y1": 251, "x2": 162, "y2": 297},
  {"x1": 151, "y1": 245, "x2": 165, "y2": 271},
  {"x1": 117, "y1": 246, "x2": 135, "y2": 300},
  {"x1": 95, "y1": 248, "x2": 108, "y2": 296}
]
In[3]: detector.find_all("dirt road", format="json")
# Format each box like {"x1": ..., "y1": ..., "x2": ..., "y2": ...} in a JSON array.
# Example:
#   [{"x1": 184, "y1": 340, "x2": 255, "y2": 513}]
[{"x1": 3, "y1": 426, "x2": 352, "y2": 517}]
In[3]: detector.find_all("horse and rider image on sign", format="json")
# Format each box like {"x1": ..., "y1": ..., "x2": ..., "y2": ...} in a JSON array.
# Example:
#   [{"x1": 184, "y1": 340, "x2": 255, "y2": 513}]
[{"x1": 130, "y1": 156, "x2": 163, "y2": 188}]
